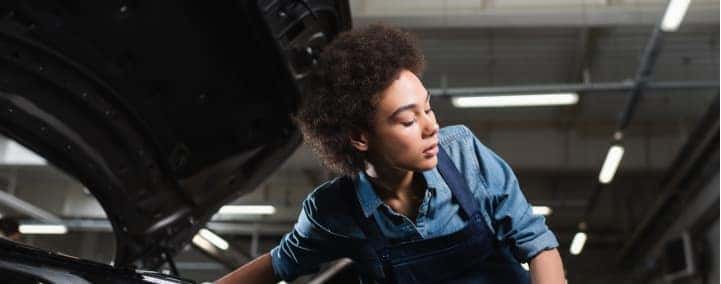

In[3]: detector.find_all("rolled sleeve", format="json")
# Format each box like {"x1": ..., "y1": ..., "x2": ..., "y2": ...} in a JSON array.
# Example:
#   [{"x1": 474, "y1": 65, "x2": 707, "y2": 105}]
[
  {"x1": 514, "y1": 229, "x2": 559, "y2": 262},
  {"x1": 470, "y1": 131, "x2": 559, "y2": 263},
  {"x1": 271, "y1": 241, "x2": 306, "y2": 281}
]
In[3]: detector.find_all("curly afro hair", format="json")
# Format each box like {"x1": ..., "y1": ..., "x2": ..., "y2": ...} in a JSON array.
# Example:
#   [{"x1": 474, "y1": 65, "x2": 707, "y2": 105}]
[{"x1": 294, "y1": 24, "x2": 425, "y2": 176}]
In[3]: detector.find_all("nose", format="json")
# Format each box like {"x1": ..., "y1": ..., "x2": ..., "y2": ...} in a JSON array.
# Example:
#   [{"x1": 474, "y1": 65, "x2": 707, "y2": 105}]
[{"x1": 422, "y1": 112, "x2": 439, "y2": 138}]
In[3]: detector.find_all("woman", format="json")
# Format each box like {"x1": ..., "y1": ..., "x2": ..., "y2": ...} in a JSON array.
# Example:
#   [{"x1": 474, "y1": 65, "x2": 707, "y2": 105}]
[{"x1": 217, "y1": 24, "x2": 565, "y2": 284}]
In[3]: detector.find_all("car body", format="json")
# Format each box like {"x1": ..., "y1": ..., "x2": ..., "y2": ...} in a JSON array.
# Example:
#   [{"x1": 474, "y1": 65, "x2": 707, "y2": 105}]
[
  {"x1": 0, "y1": 237, "x2": 193, "y2": 284},
  {"x1": 0, "y1": 0, "x2": 351, "y2": 281}
]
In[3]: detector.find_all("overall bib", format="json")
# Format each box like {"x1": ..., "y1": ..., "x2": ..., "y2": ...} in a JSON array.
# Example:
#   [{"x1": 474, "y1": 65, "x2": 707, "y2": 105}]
[{"x1": 341, "y1": 148, "x2": 531, "y2": 283}]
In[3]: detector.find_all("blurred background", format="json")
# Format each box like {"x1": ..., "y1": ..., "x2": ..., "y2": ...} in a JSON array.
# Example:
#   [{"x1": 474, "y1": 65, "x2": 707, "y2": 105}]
[{"x1": 0, "y1": 0, "x2": 718, "y2": 283}]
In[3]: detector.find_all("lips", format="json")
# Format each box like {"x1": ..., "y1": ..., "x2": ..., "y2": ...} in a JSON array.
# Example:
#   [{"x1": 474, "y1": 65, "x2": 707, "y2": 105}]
[{"x1": 423, "y1": 143, "x2": 439, "y2": 156}]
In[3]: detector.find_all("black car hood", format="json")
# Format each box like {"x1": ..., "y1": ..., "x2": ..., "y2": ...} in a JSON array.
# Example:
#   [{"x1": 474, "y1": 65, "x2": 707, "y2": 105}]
[
  {"x1": 0, "y1": 0, "x2": 350, "y2": 268},
  {"x1": 0, "y1": 238, "x2": 195, "y2": 283}
]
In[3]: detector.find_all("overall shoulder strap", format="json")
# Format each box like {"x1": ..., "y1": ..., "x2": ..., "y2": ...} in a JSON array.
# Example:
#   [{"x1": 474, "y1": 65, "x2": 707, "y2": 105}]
[
  {"x1": 339, "y1": 175, "x2": 394, "y2": 282},
  {"x1": 436, "y1": 147, "x2": 481, "y2": 219}
]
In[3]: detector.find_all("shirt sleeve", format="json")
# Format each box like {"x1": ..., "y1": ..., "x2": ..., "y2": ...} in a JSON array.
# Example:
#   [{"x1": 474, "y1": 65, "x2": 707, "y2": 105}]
[
  {"x1": 270, "y1": 196, "x2": 349, "y2": 281},
  {"x1": 469, "y1": 130, "x2": 559, "y2": 263}
]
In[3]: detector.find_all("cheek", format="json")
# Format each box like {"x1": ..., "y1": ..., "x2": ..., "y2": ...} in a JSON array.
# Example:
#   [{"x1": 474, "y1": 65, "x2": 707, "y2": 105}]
[{"x1": 383, "y1": 129, "x2": 422, "y2": 154}]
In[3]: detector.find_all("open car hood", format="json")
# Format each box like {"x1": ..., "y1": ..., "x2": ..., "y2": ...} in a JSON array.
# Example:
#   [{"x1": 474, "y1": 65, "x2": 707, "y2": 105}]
[{"x1": 0, "y1": 0, "x2": 350, "y2": 268}]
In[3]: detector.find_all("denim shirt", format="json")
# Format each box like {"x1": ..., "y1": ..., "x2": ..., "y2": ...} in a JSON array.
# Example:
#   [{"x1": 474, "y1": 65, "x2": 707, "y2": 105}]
[{"x1": 270, "y1": 125, "x2": 559, "y2": 281}]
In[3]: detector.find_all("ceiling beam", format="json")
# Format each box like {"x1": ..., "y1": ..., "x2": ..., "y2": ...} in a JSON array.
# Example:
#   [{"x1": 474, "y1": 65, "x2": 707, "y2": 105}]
[
  {"x1": 616, "y1": 97, "x2": 719, "y2": 268},
  {"x1": 0, "y1": 184, "x2": 62, "y2": 223},
  {"x1": 20, "y1": 218, "x2": 296, "y2": 236},
  {"x1": 352, "y1": 2, "x2": 718, "y2": 28},
  {"x1": 570, "y1": 28, "x2": 593, "y2": 83}
]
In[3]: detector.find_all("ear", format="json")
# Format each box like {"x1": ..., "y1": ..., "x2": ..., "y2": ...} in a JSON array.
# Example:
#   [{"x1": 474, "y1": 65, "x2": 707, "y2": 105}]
[{"x1": 349, "y1": 130, "x2": 369, "y2": 152}]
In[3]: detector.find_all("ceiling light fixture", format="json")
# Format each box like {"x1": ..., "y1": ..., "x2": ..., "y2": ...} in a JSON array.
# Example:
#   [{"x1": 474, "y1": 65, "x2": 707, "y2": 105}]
[
  {"x1": 520, "y1": 263, "x2": 530, "y2": 271},
  {"x1": 1, "y1": 141, "x2": 47, "y2": 165},
  {"x1": 661, "y1": 0, "x2": 692, "y2": 32},
  {"x1": 19, "y1": 224, "x2": 67, "y2": 234},
  {"x1": 196, "y1": 228, "x2": 229, "y2": 250},
  {"x1": 599, "y1": 145, "x2": 624, "y2": 184},
  {"x1": 219, "y1": 205, "x2": 276, "y2": 215},
  {"x1": 531, "y1": 206, "x2": 553, "y2": 216},
  {"x1": 451, "y1": 93, "x2": 578, "y2": 108},
  {"x1": 570, "y1": 232, "x2": 587, "y2": 255}
]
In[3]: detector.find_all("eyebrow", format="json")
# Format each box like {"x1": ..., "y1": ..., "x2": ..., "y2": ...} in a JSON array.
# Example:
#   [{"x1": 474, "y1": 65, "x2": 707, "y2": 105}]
[{"x1": 388, "y1": 91, "x2": 431, "y2": 120}]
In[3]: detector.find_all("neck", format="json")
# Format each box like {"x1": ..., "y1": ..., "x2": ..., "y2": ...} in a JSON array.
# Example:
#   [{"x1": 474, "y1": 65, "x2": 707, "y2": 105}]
[{"x1": 364, "y1": 162, "x2": 423, "y2": 200}]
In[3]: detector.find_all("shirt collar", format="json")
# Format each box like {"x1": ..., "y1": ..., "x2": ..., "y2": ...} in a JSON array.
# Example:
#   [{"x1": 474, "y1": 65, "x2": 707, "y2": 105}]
[
  {"x1": 355, "y1": 171, "x2": 384, "y2": 218},
  {"x1": 354, "y1": 170, "x2": 442, "y2": 218},
  {"x1": 422, "y1": 168, "x2": 445, "y2": 191}
]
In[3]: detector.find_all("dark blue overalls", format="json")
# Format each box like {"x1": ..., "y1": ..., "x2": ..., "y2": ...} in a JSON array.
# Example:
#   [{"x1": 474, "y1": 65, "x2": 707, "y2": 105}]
[{"x1": 341, "y1": 148, "x2": 531, "y2": 283}]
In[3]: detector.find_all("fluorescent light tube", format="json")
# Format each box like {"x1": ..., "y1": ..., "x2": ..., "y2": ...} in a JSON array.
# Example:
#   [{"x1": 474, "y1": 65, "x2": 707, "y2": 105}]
[
  {"x1": 570, "y1": 232, "x2": 587, "y2": 255},
  {"x1": 192, "y1": 234, "x2": 214, "y2": 251},
  {"x1": 219, "y1": 205, "x2": 276, "y2": 215},
  {"x1": 197, "y1": 228, "x2": 229, "y2": 250},
  {"x1": 520, "y1": 263, "x2": 530, "y2": 271},
  {"x1": 451, "y1": 93, "x2": 578, "y2": 108},
  {"x1": 532, "y1": 206, "x2": 553, "y2": 216},
  {"x1": 661, "y1": 0, "x2": 691, "y2": 32},
  {"x1": 1, "y1": 141, "x2": 47, "y2": 165},
  {"x1": 599, "y1": 145, "x2": 624, "y2": 184},
  {"x1": 19, "y1": 224, "x2": 67, "y2": 234}
]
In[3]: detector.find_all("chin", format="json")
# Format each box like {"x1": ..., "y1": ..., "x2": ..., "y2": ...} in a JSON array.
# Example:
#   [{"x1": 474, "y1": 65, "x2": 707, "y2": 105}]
[{"x1": 416, "y1": 156, "x2": 438, "y2": 171}]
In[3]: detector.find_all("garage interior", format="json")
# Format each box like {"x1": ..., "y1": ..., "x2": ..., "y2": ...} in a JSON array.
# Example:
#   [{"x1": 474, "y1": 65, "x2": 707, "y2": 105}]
[{"x1": 0, "y1": 0, "x2": 718, "y2": 283}]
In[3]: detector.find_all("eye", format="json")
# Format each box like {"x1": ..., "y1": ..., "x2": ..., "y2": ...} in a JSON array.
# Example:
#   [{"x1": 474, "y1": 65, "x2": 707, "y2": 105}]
[
  {"x1": 401, "y1": 119, "x2": 416, "y2": 127},
  {"x1": 424, "y1": 108, "x2": 433, "y2": 114}
]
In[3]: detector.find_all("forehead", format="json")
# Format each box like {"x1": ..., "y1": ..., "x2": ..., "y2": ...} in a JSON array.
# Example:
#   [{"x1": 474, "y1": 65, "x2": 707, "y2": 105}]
[{"x1": 376, "y1": 70, "x2": 427, "y2": 113}]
